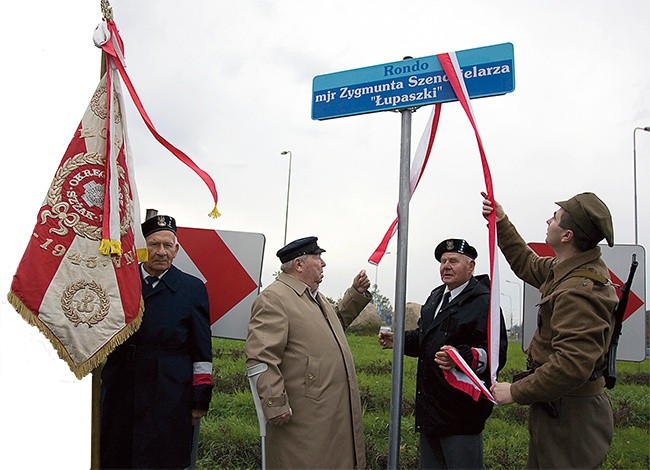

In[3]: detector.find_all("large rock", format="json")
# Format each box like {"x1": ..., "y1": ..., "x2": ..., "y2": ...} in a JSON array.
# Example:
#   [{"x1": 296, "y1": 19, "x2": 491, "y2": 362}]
[
  {"x1": 402, "y1": 302, "x2": 422, "y2": 330},
  {"x1": 348, "y1": 302, "x2": 383, "y2": 332},
  {"x1": 347, "y1": 301, "x2": 422, "y2": 332}
]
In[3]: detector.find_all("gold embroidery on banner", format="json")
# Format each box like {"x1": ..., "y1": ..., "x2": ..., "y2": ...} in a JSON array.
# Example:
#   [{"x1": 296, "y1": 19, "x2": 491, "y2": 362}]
[
  {"x1": 42, "y1": 152, "x2": 134, "y2": 240},
  {"x1": 89, "y1": 79, "x2": 122, "y2": 124},
  {"x1": 41, "y1": 202, "x2": 81, "y2": 236},
  {"x1": 79, "y1": 127, "x2": 99, "y2": 139},
  {"x1": 61, "y1": 280, "x2": 110, "y2": 327}
]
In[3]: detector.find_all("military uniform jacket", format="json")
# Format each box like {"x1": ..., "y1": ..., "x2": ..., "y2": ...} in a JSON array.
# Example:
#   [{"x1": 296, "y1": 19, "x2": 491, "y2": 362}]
[
  {"x1": 405, "y1": 275, "x2": 508, "y2": 436},
  {"x1": 245, "y1": 273, "x2": 371, "y2": 469},
  {"x1": 497, "y1": 217, "x2": 618, "y2": 404},
  {"x1": 100, "y1": 264, "x2": 213, "y2": 469}
]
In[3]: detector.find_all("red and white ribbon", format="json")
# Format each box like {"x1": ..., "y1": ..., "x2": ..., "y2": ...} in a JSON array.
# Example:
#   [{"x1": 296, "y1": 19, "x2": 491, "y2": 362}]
[
  {"x1": 95, "y1": 19, "x2": 221, "y2": 228},
  {"x1": 368, "y1": 103, "x2": 442, "y2": 265},
  {"x1": 443, "y1": 347, "x2": 496, "y2": 403},
  {"x1": 437, "y1": 52, "x2": 501, "y2": 385},
  {"x1": 369, "y1": 50, "x2": 503, "y2": 390}
]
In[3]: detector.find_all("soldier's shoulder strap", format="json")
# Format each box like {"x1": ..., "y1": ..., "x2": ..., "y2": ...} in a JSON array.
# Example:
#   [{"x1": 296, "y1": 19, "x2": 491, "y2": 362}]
[{"x1": 565, "y1": 269, "x2": 610, "y2": 286}]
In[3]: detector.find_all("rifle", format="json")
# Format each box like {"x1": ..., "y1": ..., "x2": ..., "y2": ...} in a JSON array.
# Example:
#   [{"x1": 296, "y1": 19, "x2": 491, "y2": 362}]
[{"x1": 603, "y1": 254, "x2": 638, "y2": 390}]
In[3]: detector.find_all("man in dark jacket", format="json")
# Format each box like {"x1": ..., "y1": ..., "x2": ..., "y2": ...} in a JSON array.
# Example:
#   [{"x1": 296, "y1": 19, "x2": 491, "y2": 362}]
[
  {"x1": 379, "y1": 238, "x2": 508, "y2": 469},
  {"x1": 100, "y1": 215, "x2": 214, "y2": 469}
]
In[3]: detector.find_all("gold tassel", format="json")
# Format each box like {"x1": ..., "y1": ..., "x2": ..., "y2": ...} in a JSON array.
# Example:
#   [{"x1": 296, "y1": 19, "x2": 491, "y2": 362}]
[
  {"x1": 99, "y1": 239, "x2": 123, "y2": 256},
  {"x1": 136, "y1": 247, "x2": 148, "y2": 263},
  {"x1": 208, "y1": 204, "x2": 221, "y2": 218},
  {"x1": 99, "y1": 239, "x2": 111, "y2": 255}
]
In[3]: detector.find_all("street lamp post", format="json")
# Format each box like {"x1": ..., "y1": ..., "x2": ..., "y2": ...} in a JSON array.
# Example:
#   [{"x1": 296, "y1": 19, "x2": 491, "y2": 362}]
[
  {"x1": 280, "y1": 150, "x2": 292, "y2": 246},
  {"x1": 373, "y1": 252, "x2": 391, "y2": 305},
  {"x1": 633, "y1": 127, "x2": 650, "y2": 245},
  {"x1": 505, "y1": 279, "x2": 522, "y2": 326},
  {"x1": 500, "y1": 292, "x2": 513, "y2": 330},
  {"x1": 374, "y1": 265, "x2": 379, "y2": 294}
]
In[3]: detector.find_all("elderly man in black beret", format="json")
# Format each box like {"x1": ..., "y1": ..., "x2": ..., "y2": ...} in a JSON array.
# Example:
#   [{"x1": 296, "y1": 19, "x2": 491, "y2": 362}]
[
  {"x1": 100, "y1": 214, "x2": 213, "y2": 469},
  {"x1": 482, "y1": 192, "x2": 619, "y2": 469},
  {"x1": 379, "y1": 238, "x2": 508, "y2": 469},
  {"x1": 245, "y1": 236, "x2": 372, "y2": 469}
]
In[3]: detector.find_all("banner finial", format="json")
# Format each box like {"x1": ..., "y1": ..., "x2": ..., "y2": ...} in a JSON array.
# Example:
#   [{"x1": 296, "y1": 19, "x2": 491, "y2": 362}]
[{"x1": 101, "y1": 0, "x2": 113, "y2": 20}]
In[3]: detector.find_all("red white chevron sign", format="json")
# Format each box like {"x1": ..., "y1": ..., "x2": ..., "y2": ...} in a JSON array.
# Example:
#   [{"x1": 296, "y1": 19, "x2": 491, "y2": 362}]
[
  {"x1": 175, "y1": 227, "x2": 265, "y2": 340},
  {"x1": 522, "y1": 243, "x2": 646, "y2": 361},
  {"x1": 528, "y1": 243, "x2": 643, "y2": 321}
]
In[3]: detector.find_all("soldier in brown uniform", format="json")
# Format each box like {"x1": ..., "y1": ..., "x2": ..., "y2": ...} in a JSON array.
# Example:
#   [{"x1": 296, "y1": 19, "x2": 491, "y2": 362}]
[{"x1": 482, "y1": 192, "x2": 618, "y2": 469}]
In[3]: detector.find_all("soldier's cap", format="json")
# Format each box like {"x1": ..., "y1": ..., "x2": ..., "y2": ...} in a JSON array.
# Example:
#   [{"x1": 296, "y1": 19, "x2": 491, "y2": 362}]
[
  {"x1": 277, "y1": 236, "x2": 326, "y2": 263},
  {"x1": 555, "y1": 192, "x2": 614, "y2": 247},
  {"x1": 434, "y1": 238, "x2": 478, "y2": 262},
  {"x1": 141, "y1": 215, "x2": 177, "y2": 238}
]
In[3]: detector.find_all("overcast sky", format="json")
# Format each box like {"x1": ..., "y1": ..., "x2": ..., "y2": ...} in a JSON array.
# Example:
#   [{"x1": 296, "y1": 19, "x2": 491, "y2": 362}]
[{"x1": 2, "y1": 1, "x2": 649, "y2": 467}]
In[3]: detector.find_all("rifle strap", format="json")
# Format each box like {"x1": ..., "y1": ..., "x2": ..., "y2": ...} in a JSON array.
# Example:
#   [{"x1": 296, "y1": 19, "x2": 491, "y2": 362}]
[{"x1": 565, "y1": 269, "x2": 618, "y2": 382}]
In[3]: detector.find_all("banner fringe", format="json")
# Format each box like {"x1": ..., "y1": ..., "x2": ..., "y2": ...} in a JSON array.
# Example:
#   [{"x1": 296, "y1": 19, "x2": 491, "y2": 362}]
[{"x1": 6, "y1": 291, "x2": 144, "y2": 380}]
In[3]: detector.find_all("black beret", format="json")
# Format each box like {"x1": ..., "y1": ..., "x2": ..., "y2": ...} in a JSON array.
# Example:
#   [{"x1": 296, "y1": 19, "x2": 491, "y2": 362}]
[
  {"x1": 277, "y1": 236, "x2": 326, "y2": 263},
  {"x1": 141, "y1": 215, "x2": 177, "y2": 238},
  {"x1": 434, "y1": 238, "x2": 478, "y2": 262},
  {"x1": 556, "y1": 192, "x2": 614, "y2": 247}
]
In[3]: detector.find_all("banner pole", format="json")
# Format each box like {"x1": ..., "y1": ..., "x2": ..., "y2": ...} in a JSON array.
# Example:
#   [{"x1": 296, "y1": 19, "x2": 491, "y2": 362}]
[
  {"x1": 91, "y1": 368, "x2": 102, "y2": 469},
  {"x1": 387, "y1": 106, "x2": 413, "y2": 469},
  {"x1": 92, "y1": 4, "x2": 112, "y2": 469}
]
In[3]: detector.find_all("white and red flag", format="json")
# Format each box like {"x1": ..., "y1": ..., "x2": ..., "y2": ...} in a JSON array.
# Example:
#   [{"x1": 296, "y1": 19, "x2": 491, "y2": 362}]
[
  {"x1": 369, "y1": 50, "x2": 502, "y2": 401},
  {"x1": 368, "y1": 104, "x2": 442, "y2": 266},
  {"x1": 437, "y1": 52, "x2": 501, "y2": 389},
  {"x1": 443, "y1": 348, "x2": 496, "y2": 403},
  {"x1": 7, "y1": 17, "x2": 219, "y2": 379}
]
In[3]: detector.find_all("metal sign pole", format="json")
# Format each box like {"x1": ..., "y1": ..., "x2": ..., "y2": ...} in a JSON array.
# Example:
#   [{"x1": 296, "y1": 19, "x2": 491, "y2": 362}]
[
  {"x1": 387, "y1": 107, "x2": 413, "y2": 469},
  {"x1": 311, "y1": 45, "x2": 516, "y2": 469}
]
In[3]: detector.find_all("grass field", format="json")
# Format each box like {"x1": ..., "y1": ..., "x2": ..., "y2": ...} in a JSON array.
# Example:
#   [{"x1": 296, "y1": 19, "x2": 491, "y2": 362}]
[{"x1": 197, "y1": 335, "x2": 650, "y2": 469}]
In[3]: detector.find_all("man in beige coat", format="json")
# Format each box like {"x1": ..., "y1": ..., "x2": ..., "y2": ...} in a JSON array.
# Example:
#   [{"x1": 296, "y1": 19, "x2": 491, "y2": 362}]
[
  {"x1": 483, "y1": 192, "x2": 619, "y2": 469},
  {"x1": 245, "y1": 236, "x2": 372, "y2": 469}
]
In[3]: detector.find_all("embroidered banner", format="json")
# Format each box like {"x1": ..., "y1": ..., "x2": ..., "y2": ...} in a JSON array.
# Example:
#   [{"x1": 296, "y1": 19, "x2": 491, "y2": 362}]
[
  {"x1": 8, "y1": 72, "x2": 144, "y2": 379},
  {"x1": 7, "y1": 16, "x2": 221, "y2": 379}
]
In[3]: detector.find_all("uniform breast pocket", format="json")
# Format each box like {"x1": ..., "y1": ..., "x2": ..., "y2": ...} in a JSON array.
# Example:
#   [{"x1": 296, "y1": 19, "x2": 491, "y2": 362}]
[
  {"x1": 536, "y1": 295, "x2": 554, "y2": 339},
  {"x1": 304, "y1": 355, "x2": 322, "y2": 400}
]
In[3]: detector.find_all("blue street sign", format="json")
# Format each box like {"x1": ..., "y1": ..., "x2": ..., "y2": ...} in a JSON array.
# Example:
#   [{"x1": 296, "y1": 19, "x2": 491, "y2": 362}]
[{"x1": 312, "y1": 42, "x2": 515, "y2": 120}]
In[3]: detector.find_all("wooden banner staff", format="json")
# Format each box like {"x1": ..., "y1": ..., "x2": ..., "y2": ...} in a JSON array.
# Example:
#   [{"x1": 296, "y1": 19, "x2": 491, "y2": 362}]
[{"x1": 91, "y1": 4, "x2": 112, "y2": 470}]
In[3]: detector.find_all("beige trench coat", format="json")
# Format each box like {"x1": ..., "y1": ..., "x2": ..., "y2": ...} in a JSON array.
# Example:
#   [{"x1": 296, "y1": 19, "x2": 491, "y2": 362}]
[{"x1": 245, "y1": 273, "x2": 370, "y2": 469}]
